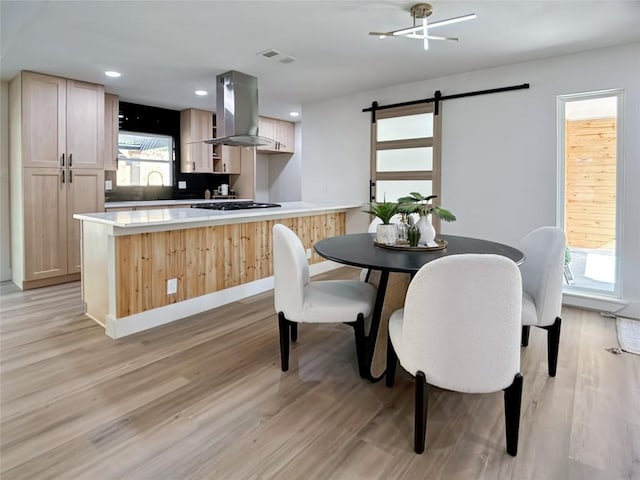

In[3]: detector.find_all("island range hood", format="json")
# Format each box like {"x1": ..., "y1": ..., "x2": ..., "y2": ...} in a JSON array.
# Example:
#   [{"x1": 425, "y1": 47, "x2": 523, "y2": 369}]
[{"x1": 204, "y1": 70, "x2": 276, "y2": 147}]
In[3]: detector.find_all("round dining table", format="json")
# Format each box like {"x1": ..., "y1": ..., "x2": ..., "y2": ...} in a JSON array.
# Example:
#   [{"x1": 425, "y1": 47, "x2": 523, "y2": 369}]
[{"x1": 314, "y1": 233, "x2": 525, "y2": 381}]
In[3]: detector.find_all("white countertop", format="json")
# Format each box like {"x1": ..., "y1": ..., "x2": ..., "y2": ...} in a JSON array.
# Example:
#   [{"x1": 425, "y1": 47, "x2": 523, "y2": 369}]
[
  {"x1": 104, "y1": 198, "x2": 251, "y2": 208},
  {"x1": 74, "y1": 202, "x2": 362, "y2": 229}
]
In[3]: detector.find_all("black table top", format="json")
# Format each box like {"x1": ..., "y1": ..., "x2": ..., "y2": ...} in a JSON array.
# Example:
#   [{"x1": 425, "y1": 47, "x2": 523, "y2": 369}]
[{"x1": 314, "y1": 233, "x2": 525, "y2": 273}]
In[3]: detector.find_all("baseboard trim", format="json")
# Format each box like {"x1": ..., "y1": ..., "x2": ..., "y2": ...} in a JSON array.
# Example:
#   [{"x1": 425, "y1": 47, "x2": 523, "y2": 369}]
[
  {"x1": 563, "y1": 291, "x2": 626, "y2": 314},
  {"x1": 21, "y1": 273, "x2": 81, "y2": 290}
]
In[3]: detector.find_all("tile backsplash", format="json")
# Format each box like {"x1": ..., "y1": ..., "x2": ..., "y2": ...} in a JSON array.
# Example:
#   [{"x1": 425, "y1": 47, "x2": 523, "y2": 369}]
[{"x1": 105, "y1": 171, "x2": 231, "y2": 202}]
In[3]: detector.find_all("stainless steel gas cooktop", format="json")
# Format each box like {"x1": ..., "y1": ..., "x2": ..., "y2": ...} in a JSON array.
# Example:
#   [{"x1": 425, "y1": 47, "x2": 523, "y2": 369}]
[{"x1": 192, "y1": 202, "x2": 282, "y2": 211}]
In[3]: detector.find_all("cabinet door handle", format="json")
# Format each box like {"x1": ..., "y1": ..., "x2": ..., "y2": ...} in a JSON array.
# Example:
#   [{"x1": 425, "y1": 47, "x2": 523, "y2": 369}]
[
  {"x1": 61, "y1": 169, "x2": 65, "y2": 184},
  {"x1": 193, "y1": 161, "x2": 195, "y2": 171},
  {"x1": 69, "y1": 170, "x2": 73, "y2": 183},
  {"x1": 69, "y1": 153, "x2": 73, "y2": 167},
  {"x1": 61, "y1": 153, "x2": 65, "y2": 167}
]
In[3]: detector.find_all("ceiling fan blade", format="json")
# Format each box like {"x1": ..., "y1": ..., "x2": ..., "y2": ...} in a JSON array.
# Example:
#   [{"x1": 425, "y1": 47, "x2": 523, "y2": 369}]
[
  {"x1": 428, "y1": 13, "x2": 476, "y2": 30},
  {"x1": 426, "y1": 35, "x2": 459, "y2": 41},
  {"x1": 369, "y1": 31, "x2": 393, "y2": 36}
]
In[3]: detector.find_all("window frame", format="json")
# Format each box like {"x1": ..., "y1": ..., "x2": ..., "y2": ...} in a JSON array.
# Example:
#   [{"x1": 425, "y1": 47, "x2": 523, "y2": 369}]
[
  {"x1": 117, "y1": 130, "x2": 175, "y2": 187},
  {"x1": 556, "y1": 88, "x2": 624, "y2": 298}
]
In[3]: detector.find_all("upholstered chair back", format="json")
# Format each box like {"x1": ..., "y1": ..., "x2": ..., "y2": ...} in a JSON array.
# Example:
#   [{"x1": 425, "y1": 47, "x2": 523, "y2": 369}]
[
  {"x1": 518, "y1": 227, "x2": 566, "y2": 327},
  {"x1": 399, "y1": 254, "x2": 522, "y2": 393},
  {"x1": 273, "y1": 224, "x2": 310, "y2": 320}
]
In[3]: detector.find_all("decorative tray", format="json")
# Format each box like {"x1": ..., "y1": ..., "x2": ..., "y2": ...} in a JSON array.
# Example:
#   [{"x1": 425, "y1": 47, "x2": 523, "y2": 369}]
[{"x1": 373, "y1": 238, "x2": 448, "y2": 251}]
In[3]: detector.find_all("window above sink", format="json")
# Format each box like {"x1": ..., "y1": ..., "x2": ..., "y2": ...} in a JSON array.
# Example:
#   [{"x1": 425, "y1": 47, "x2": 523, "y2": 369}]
[{"x1": 117, "y1": 131, "x2": 174, "y2": 187}]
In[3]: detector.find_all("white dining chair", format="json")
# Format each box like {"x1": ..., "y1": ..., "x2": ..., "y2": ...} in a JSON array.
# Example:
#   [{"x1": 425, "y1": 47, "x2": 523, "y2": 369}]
[
  {"x1": 273, "y1": 224, "x2": 377, "y2": 375},
  {"x1": 519, "y1": 226, "x2": 566, "y2": 376},
  {"x1": 386, "y1": 254, "x2": 523, "y2": 455}
]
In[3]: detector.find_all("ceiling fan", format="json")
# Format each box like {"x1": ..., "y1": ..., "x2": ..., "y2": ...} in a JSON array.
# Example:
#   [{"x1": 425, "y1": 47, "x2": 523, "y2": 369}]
[{"x1": 369, "y1": 3, "x2": 476, "y2": 51}]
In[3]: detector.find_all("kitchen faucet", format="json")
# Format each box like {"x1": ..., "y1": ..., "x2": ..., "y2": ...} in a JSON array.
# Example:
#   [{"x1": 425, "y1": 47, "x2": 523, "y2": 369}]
[{"x1": 146, "y1": 171, "x2": 164, "y2": 186}]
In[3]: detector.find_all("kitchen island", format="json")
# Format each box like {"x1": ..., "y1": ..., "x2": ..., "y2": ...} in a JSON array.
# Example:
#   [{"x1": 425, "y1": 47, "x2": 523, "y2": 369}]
[{"x1": 74, "y1": 202, "x2": 361, "y2": 338}]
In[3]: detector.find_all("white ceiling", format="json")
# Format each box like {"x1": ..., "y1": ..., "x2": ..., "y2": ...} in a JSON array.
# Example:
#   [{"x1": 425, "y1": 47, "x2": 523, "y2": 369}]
[{"x1": 2, "y1": 1, "x2": 639, "y2": 120}]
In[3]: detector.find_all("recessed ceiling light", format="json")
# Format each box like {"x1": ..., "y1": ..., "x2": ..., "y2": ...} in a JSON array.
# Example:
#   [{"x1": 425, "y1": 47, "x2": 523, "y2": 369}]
[
  {"x1": 289, "y1": 111, "x2": 300, "y2": 117},
  {"x1": 105, "y1": 71, "x2": 121, "y2": 78},
  {"x1": 194, "y1": 90, "x2": 208, "y2": 96}
]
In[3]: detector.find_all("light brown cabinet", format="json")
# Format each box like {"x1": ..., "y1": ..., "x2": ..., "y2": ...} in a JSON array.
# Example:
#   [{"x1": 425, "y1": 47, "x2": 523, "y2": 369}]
[
  {"x1": 23, "y1": 167, "x2": 104, "y2": 278},
  {"x1": 180, "y1": 108, "x2": 213, "y2": 173},
  {"x1": 257, "y1": 116, "x2": 295, "y2": 153},
  {"x1": 213, "y1": 145, "x2": 241, "y2": 174},
  {"x1": 19, "y1": 72, "x2": 104, "y2": 169},
  {"x1": 103, "y1": 93, "x2": 119, "y2": 171},
  {"x1": 9, "y1": 71, "x2": 105, "y2": 289}
]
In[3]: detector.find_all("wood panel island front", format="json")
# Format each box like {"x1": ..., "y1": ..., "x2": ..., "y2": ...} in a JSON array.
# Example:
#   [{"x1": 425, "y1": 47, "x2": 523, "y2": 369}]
[{"x1": 74, "y1": 202, "x2": 360, "y2": 338}]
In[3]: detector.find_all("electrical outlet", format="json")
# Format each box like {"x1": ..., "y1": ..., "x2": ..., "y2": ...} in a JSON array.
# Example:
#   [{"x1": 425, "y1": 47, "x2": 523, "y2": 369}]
[
  {"x1": 178, "y1": 181, "x2": 187, "y2": 190},
  {"x1": 167, "y1": 278, "x2": 177, "y2": 295},
  {"x1": 305, "y1": 248, "x2": 312, "y2": 259},
  {"x1": 105, "y1": 180, "x2": 113, "y2": 191}
]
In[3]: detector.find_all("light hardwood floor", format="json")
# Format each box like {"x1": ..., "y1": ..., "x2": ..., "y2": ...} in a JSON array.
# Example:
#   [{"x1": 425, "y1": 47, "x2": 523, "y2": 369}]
[{"x1": 1, "y1": 268, "x2": 638, "y2": 480}]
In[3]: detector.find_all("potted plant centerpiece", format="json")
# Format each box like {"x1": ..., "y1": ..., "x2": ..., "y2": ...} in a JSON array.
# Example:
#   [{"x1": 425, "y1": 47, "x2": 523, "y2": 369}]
[
  {"x1": 363, "y1": 200, "x2": 399, "y2": 245},
  {"x1": 398, "y1": 193, "x2": 456, "y2": 246}
]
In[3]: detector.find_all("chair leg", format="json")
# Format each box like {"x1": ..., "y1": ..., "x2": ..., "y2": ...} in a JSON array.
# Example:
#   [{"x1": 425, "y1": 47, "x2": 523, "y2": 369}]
[
  {"x1": 290, "y1": 323, "x2": 298, "y2": 342},
  {"x1": 542, "y1": 317, "x2": 562, "y2": 377},
  {"x1": 521, "y1": 325, "x2": 530, "y2": 347},
  {"x1": 349, "y1": 313, "x2": 367, "y2": 378},
  {"x1": 414, "y1": 371, "x2": 429, "y2": 454},
  {"x1": 278, "y1": 312, "x2": 290, "y2": 372},
  {"x1": 386, "y1": 335, "x2": 397, "y2": 388},
  {"x1": 503, "y1": 372, "x2": 523, "y2": 456}
]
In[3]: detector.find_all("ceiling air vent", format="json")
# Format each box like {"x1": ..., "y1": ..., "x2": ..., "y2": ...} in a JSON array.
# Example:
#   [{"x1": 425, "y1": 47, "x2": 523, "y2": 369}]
[{"x1": 257, "y1": 49, "x2": 297, "y2": 64}]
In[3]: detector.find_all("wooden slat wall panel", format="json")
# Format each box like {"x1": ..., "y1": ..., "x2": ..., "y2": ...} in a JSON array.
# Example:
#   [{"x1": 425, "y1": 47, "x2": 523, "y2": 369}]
[
  {"x1": 116, "y1": 213, "x2": 345, "y2": 317},
  {"x1": 150, "y1": 229, "x2": 186, "y2": 308},
  {"x1": 116, "y1": 233, "x2": 152, "y2": 316},
  {"x1": 565, "y1": 118, "x2": 616, "y2": 249},
  {"x1": 184, "y1": 228, "x2": 207, "y2": 298}
]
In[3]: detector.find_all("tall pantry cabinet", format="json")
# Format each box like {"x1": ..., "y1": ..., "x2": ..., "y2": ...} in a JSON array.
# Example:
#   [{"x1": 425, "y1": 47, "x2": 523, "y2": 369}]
[{"x1": 9, "y1": 71, "x2": 105, "y2": 289}]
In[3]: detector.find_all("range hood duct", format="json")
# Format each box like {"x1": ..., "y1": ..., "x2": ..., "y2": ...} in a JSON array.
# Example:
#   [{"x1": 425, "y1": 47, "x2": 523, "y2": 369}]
[{"x1": 204, "y1": 70, "x2": 275, "y2": 147}]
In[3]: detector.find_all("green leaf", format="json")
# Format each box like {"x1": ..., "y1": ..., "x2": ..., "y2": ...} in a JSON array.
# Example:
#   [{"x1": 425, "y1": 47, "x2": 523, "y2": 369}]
[
  {"x1": 433, "y1": 206, "x2": 456, "y2": 222},
  {"x1": 362, "y1": 201, "x2": 399, "y2": 224}
]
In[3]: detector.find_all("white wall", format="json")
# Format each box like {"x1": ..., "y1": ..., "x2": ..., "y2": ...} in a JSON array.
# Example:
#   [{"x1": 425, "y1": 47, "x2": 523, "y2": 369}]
[
  {"x1": 254, "y1": 123, "x2": 302, "y2": 203},
  {"x1": 0, "y1": 81, "x2": 10, "y2": 281},
  {"x1": 301, "y1": 43, "x2": 640, "y2": 308},
  {"x1": 268, "y1": 122, "x2": 302, "y2": 202},
  {"x1": 254, "y1": 153, "x2": 269, "y2": 202}
]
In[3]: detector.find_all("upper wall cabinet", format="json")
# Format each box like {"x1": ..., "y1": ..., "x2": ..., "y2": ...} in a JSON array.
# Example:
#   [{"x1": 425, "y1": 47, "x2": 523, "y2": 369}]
[
  {"x1": 213, "y1": 145, "x2": 241, "y2": 175},
  {"x1": 20, "y1": 71, "x2": 105, "y2": 169},
  {"x1": 257, "y1": 116, "x2": 295, "y2": 154},
  {"x1": 180, "y1": 108, "x2": 213, "y2": 173},
  {"x1": 104, "y1": 93, "x2": 119, "y2": 171}
]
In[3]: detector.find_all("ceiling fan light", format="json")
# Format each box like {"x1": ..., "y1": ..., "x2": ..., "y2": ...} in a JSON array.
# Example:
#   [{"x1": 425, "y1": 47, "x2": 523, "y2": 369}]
[
  {"x1": 428, "y1": 13, "x2": 477, "y2": 29},
  {"x1": 379, "y1": 34, "x2": 387, "y2": 39},
  {"x1": 423, "y1": 17, "x2": 429, "y2": 50},
  {"x1": 372, "y1": 4, "x2": 475, "y2": 50},
  {"x1": 393, "y1": 25, "x2": 422, "y2": 36}
]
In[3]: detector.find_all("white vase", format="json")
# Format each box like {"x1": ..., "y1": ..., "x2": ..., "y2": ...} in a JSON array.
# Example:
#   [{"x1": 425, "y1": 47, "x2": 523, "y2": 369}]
[
  {"x1": 416, "y1": 215, "x2": 436, "y2": 246},
  {"x1": 376, "y1": 224, "x2": 397, "y2": 245}
]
